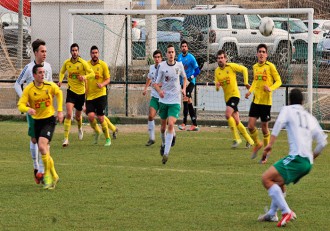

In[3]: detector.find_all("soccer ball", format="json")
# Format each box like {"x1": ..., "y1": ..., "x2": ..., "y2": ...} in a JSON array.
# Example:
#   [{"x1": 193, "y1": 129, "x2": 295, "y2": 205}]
[{"x1": 259, "y1": 17, "x2": 274, "y2": 37}]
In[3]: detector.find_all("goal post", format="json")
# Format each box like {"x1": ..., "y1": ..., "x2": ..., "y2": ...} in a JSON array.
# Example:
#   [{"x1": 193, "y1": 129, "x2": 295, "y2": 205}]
[{"x1": 68, "y1": 7, "x2": 318, "y2": 119}]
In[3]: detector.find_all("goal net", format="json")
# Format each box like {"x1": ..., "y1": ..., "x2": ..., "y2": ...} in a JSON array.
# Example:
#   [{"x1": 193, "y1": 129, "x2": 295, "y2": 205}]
[{"x1": 68, "y1": 7, "x2": 330, "y2": 127}]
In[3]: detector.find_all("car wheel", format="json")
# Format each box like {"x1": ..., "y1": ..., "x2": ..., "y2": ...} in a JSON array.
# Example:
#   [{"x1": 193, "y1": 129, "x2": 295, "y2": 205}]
[
  {"x1": 275, "y1": 43, "x2": 292, "y2": 66},
  {"x1": 223, "y1": 43, "x2": 237, "y2": 63},
  {"x1": 23, "y1": 40, "x2": 32, "y2": 59}
]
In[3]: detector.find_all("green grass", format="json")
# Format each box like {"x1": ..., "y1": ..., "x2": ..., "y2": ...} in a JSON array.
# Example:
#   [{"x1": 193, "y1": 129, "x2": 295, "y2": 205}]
[{"x1": 0, "y1": 121, "x2": 329, "y2": 231}]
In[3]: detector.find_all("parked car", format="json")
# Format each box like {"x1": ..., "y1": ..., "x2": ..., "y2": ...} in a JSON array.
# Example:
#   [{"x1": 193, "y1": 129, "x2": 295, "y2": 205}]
[
  {"x1": 303, "y1": 19, "x2": 330, "y2": 36},
  {"x1": 315, "y1": 32, "x2": 330, "y2": 65},
  {"x1": 272, "y1": 17, "x2": 322, "y2": 62},
  {"x1": 0, "y1": 6, "x2": 32, "y2": 59},
  {"x1": 181, "y1": 5, "x2": 293, "y2": 69}
]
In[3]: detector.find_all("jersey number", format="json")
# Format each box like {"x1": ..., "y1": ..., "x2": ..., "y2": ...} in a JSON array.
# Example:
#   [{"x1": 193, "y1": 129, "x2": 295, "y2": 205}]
[{"x1": 296, "y1": 111, "x2": 309, "y2": 129}]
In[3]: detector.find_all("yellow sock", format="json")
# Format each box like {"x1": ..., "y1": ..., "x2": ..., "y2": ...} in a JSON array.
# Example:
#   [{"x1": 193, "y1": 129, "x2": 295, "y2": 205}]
[
  {"x1": 101, "y1": 121, "x2": 110, "y2": 139},
  {"x1": 41, "y1": 154, "x2": 50, "y2": 175},
  {"x1": 90, "y1": 118, "x2": 101, "y2": 134},
  {"x1": 263, "y1": 132, "x2": 270, "y2": 147},
  {"x1": 49, "y1": 155, "x2": 59, "y2": 180},
  {"x1": 104, "y1": 116, "x2": 116, "y2": 132},
  {"x1": 237, "y1": 122, "x2": 254, "y2": 145},
  {"x1": 77, "y1": 116, "x2": 82, "y2": 129},
  {"x1": 250, "y1": 128, "x2": 260, "y2": 147},
  {"x1": 63, "y1": 118, "x2": 71, "y2": 139},
  {"x1": 227, "y1": 117, "x2": 240, "y2": 141}
]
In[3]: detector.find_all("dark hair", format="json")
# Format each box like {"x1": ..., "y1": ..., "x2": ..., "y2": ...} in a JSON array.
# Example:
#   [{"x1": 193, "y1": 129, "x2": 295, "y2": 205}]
[
  {"x1": 180, "y1": 40, "x2": 188, "y2": 47},
  {"x1": 167, "y1": 44, "x2": 174, "y2": 50},
  {"x1": 289, "y1": 88, "x2": 304, "y2": 105},
  {"x1": 153, "y1": 49, "x2": 162, "y2": 57},
  {"x1": 71, "y1": 43, "x2": 79, "y2": 51},
  {"x1": 217, "y1": 49, "x2": 226, "y2": 57},
  {"x1": 32, "y1": 64, "x2": 44, "y2": 74},
  {"x1": 32, "y1": 39, "x2": 46, "y2": 53},
  {"x1": 257, "y1": 43, "x2": 268, "y2": 53},
  {"x1": 90, "y1": 45, "x2": 98, "y2": 52}
]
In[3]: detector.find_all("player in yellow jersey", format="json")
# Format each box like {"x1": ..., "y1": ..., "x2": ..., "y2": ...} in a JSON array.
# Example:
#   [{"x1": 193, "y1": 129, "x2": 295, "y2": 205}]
[
  {"x1": 18, "y1": 64, "x2": 64, "y2": 189},
  {"x1": 86, "y1": 45, "x2": 112, "y2": 146},
  {"x1": 245, "y1": 44, "x2": 282, "y2": 161},
  {"x1": 58, "y1": 43, "x2": 94, "y2": 147}
]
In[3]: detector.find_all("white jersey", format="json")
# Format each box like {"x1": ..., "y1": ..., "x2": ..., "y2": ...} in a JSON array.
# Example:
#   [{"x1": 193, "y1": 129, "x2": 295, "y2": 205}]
[
  {"x1": 148, "y1": 64, "x2": 159, "y2": 99},
  {"x1": 14, "y1": 61, "x2": 53, "y2": 97},
  {"x1": 155, "y1": 61, "x2": 186, "y2": 104},
  {"x1": 271, "y1": 104, "x2": 328, "y2": 163}
]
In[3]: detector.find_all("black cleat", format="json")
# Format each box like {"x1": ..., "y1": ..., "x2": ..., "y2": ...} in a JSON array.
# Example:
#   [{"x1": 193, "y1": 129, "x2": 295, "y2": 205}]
[
  {"x1": 145, "y1": 139, "x2": 155, "y2": 146},
  {"x1": 160, "y1": 145, "x2": 165, "y2": 156},
  {"x1": 171, "y1": 136, "x2": 176, "y2": 147},
  {"x1": 162, "y1": 155, "x2": 168, "y2": 164},
  {"x1": 112, "y1": 128, "x2": 118, "y2": 139}
]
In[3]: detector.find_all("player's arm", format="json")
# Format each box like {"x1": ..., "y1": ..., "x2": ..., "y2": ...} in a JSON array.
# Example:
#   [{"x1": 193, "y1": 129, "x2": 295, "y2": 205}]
[
  {"x1": 181, "y1": 64, "x2": 187, "y2": 96},
  {"x1": 58, "y1": 61, "x2": 67, "y2": 87},
  {"x1": 53, "y1": 83, "x2": 64, "y2": 123},
  {"x1": 153, "y1": 67, "x2": 164, "y2": 98},
  {"x1": 312, "y1": 121, "x2": 328, "y2": 159},
  {"x1": 82, "y1": 60, "x2": 95, "y2": 80},
  {"x1": 48, "y1": 65, "x2": 53, "y2": 82},
  {"x1": 214, "y1": 69, "x2": 221, "y2": 91},
  {"x1": 268, "y1": 64, "x2": 282, "y2": 91},
  {"x1": 232, "y1": 63, "x2": 250, "y2": 89},
  {"x1": 143, "y1": 78, "x2": 152, "y2": 96},
  {"x1": 17, "y1": 87, "x2": 35, "y2": 115},
  {"x1": 14, "y1": 65, "x2": 29, "y2": 97}
]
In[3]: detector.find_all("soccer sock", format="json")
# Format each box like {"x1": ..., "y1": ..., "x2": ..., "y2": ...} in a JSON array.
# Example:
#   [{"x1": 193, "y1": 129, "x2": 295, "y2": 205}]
[
  {"x1": 237, "y1": 122, "x2": 254, "y2": 145},
  {"x1": 160, "y1": 132, "x2": 165, "y2": 146},
  {"x1": 164, "y1": 132, "x2": 174, "y2": 156},
  {"x1": 63, "y1": 118, "x2": 72, "y2": 139},
  {"x1": 263, "y1": 131, "x2": 270, "y2": 147},
  {"x1": 37, "y1": 151, "x2": 44, "y2": 174},
  {"x1": 183, "y1": 102, "x2": 188, "y2": 125},
  {"x1": 228, "y1": 117, "x2": 240, "y2": 141},
  {"x1": 268, "y1": 184, "x2": 291, "y2": 214},
  {"x1": 188, "y1": 103, "x2": 197, "y2": 126},
  {"x1": 148, "y1": 120, "x2": 155, "y2": 141},
  {"x1": 41, "y1": 154, "x2": 50, "y2": 176},
  {"x1": 90, "y1": 118, "x2": 101, "y2": 134},
  {"x1": 77, "y1": 116, "x2": 82, "y2": 129},
  {"x1": 101, "y1": 121, "x2": 110, "y2": 139},
  {"x1": 48, "y1": 155, "x2": 59, "y2": 180},
  {"x1": 104, "y1": 116, "x2": 116, "y2": 132},
  {"x1": 250, "y1": 128, "x2": 260, "y2": 146},
  {"x1": 30, "y1": 141, "x2": 38, "y2": 170}
]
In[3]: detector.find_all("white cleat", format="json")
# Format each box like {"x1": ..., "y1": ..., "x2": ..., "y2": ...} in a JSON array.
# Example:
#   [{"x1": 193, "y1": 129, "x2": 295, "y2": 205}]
[
  {"x1": 62, "y1": 139, "x2": 69, "y2": 147},
  {"x1": 78, "y1": 127, "x2": 84, "y2": 140}
]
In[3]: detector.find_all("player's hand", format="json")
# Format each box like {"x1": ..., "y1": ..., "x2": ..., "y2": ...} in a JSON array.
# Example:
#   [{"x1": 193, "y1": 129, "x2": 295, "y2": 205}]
[
  {"x1": 245, "y1": 84, "x2": 251, "y2": 90},
  {"x1": 57, "y1": 82, "x2": 62, "y2": 87},
  {"x1": 78, "y1": 75, "x2": 85, "y2": 82},
  {"x1": 159, "y1": 90, "x2": 165, "y2": 98},
  {"x1": 57, "y1": 111, "x2": 64, "y2": 123},
  {"x1": 96, "y1": 83, "x2": 103, "y2": 89},
  {"x1": 142, "y1": 89, "x2": 147, "y2": 96},
  {"x1": 182, "y1": 89, "x2": 186, "y2": 97},
  {"x1": 245, "y1": 91, "x2": 251, "y2": 99},
  {"x1": 263, "y1": 85, "x2": 271, "y2": 92},
  {"x1": 27, "y1": 108, "x2": 36, "y2": 116}
]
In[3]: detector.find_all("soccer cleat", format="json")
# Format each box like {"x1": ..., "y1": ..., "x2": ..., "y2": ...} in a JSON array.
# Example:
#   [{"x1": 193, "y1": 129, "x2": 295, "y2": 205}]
[
  {"x1": 171, "y1": 135, "x2": 176, "y2": 147},
  {"x1": 160, "y1": 145, "x2": 165, "y2": 156},
  {"x1": 35, "y1": 172, "x2": 44, "y2": 185},
  {"x1": 43, "y1": 175, "x2": 53, "y2": 190},
  {"x1": 277, "y1": 211, "x2": 296, "y2": 227},
  {"x1": 231, "y1": 139, "x2": 242, "y2": 148},
  {"x1": 145, "y1": 139, "x2": 155, "y2": 146},
  {"x1": 162, "y1": 154, "x2": 168, "y2": 164},
  {"x1": 104, "y1": 138, "x2": 111, "y2": 147},
  {"x1": 259, "y1": 151, "x2": 271, "y2": 164},
  {"x1": 258, "y1": 213, "x2": 279, "y2": 222},
  {"x1": 178, "y1": 123, "x2": 186, "y2": 130},
  {"x1": 33, "y1": 169, "x2": 40, "y2": 184},
  {"x1": 78, "y1": 127, "x2": 84, "y2": 140},
  {"x1": 246, "y1": 142, "x2": 253, "y2": 149},
  {"x1": 94, "y1": 132, "x2": 100, "y2": 144},
  {"x1": 49, "y1": 177, "x2": 60, "y2": 190},
  {"x1": 112, "y1": 128, "x2": 118, "y2": 139},
  {"x1": 62, "y1": 138, "x2": 69, "y2": 147},
  {"x1": 188, "y1": 125, "x2": 199, "y2": 131},
  {"x1": 251, "y1": 142, "x2": 263, "y2": 159}
]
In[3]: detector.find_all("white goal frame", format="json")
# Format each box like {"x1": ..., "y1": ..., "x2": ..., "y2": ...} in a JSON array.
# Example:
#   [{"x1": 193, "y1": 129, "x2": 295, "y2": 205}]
[{"x1": 68, "y1": 8, "x2": 315, "y2": 113}]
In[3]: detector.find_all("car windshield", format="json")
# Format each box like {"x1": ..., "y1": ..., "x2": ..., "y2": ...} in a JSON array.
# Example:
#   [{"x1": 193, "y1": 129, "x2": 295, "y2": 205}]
[{"x1": 288, "y1": 20, "x2": 308, "y2": 33}]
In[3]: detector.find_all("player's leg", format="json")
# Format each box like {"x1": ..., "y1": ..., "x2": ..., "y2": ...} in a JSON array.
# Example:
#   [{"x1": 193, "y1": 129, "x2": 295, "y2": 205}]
[
  {"x1": 74, "y1": 93, "x2": 86, "y2": 141},
  {"x1": 225, "y1": 101, "x2": 241, "y2": 147},
  {"x1": 95, "y1": 96, "x2": 111, "y2": 146},
  {"x1": 186, "y1": 83, "x2": 198, "y2": 131},
  {"x1": 103, "y1": 116, "x2": 118, "y2": 138},
  {"x1": 179, "y1": 96, "x2": 188, "y2": 130},
  {"x1": 88, "y1": 108, "x2": 101, "y2": 144},
  {"x1": 146, "y1": 97, "x2": 159, "y2": 146},
  {"x1": 233, "y1": 111, "x2": 254, "y2": 148},
  {"x1": 248, "y1": 103, "x2": 263, "y2": 158},
  {"x1": 158, "y1": 103, "x2": 168, "y2": 156}
]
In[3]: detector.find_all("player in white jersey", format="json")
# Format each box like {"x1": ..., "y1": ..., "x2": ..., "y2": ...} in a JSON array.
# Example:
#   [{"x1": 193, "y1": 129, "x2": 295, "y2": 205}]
[
  {"x1": 142, "y1": 49, "x2": 163, "y2": 146},
  {"x1": 14, "y1": 39, "x2": 53, "y2": 184},
  {"x1": 153, "y1": 44, "x2": 187, "y2": 164},
  {"x1": 257, "y1": 88, "x2": 328, "y2": 227}
]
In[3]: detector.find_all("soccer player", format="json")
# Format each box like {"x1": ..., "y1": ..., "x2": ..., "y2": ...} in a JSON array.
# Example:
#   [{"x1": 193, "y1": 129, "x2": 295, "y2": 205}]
[
  {"x1": 142, "y1": 49, "x2": 163, "y2": 146},
  {"x1": 58, "y1": 43, "x2": 94, "y2": 147},
  {"x1": 177, "y1": 40, "x2": 200, "y2": 131},
  {"x1": 18, "y1": 64, "x2": 64, "y2": 189},
  {"x1": 214, "y1": 50, "x2": 254, "y2": 148},
  {"x1": 14, "y1": 39, "x2": 52, "y2": 184},
  {"x1": 257, "y1": 88, "x2": 327, "y2": 227},
  {"x1": 86, "y1": 45, "x2": 111, "y2": 146},
  {"x1": 153, "y1": 44, "x2": 187, "y2": 164},
  {"x1": 245, "y1": 44, "x2": 282, "y2": 160}
]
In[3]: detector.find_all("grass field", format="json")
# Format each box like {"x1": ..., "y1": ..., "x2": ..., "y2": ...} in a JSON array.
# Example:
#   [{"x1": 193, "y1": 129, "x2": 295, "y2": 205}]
[{"x1": 0, "y1": 121, "x2": 329, "y2": 231}]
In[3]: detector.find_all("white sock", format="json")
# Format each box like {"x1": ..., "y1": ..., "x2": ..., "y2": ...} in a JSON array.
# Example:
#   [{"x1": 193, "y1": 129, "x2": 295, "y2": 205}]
[
  {"x1": 148, "y1": 120, "x2": 155, "y2": 141},
  {"x1": 160, "y1": 132, "x2": 165, "y2": 146},
  {"x1": 37, "y1": 151, "x2": 44, "y2": 174},
  {"x1": 268, "y1": 184, "x2": 291, "y2": 214},
  {"x1": 30, "y1": 141, "x2": 38, "y2": 170},
  {"x1": 164, "y1": 132, "x2": 174, "y2": 156},
  {"x1": 268, "y1": 190, "x2": 286, "y2": 216},
  {"x1": 173, "y1": 128, "x2": 176, "y2": 137}
]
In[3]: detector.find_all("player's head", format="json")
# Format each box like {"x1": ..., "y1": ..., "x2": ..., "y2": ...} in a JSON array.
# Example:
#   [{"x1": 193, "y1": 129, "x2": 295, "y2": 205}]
[
  {"x1": 216, "y1": 49, "x2": 227, "y2": 68},
  {"x1": 32, "y1": 64, "x2": 45, "y2": 84},
  {"x1": 90, "y1": 45, "x2": 99, "y2": 62},
  {"x1": 153, "y1": 49, "x2": 162, "y2": 65},
  {"x1": 257, "y1": 44, "x2": 268, "y2": 64},
  {"x1": 289, "y1": 88, "x2": 304, "y2": 105},
  {"x1": 180, "y1": 40, "x2": 189, "y2": 54},
  {"x1": 166, "y1": 44, "x2": 175, "y2": 63},
  {"x1": 32, "y1": 39, "x2": 47, "y2": 63},
  {"x1": 70, "y1": 43, "x2": 79, "y2": 59}
]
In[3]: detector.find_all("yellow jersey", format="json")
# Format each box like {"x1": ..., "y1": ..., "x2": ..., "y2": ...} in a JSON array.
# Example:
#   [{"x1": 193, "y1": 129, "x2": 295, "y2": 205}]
[
  {"x1": 18, "y1": 81, "x2": 63, "y2": 119},
  {"x1": 214, "y1": 63, "x2": 249, "y2": 103},
  {"x1": 86, "y1": 59, "x2": 110, "y2": 100},
  {"x1": 249, "y1": 61, "x2": 282, "y2": 106},
  {"x1": 59, "y1": 57, "x2": 94, "y2": 95}
]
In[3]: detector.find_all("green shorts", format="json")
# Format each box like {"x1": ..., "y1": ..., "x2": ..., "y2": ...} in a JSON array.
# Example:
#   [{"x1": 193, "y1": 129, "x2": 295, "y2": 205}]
[
  {"x1": 274, "y1": 155, "x2": 312, "y2": 185},
  {"x1": 158, "y1": 102, "x2": 181, "y2": 120},
  {"x1": 150, "y1": 97, "x2": 160, "y2": 111},
  {"x1": 27, "y1": 114, "x2": 35, "y2": 138}
]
